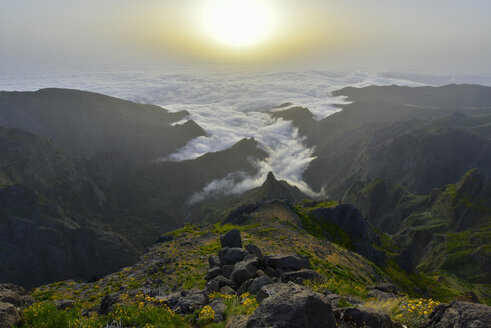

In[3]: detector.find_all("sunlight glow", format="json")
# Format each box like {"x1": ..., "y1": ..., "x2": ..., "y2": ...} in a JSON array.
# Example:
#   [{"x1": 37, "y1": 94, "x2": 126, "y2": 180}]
[{"x1": 202, "y1": 0, "x2": 276, "y2": 48}]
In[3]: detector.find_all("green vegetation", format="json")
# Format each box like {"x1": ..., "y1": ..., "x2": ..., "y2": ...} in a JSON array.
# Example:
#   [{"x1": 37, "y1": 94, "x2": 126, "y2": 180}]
[
  {"x1": 20, "y1": 295, "x2": 191, "y2": 328},
  {"x1": 360, "y1": 296, "x2": 440, "y2": 328}
]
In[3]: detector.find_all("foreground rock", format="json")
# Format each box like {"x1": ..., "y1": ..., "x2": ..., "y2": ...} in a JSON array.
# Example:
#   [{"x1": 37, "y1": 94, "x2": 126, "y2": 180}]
[
  {"x1": 0, "y1": 284, "x2": 35, "y2": 328},
  {"x1": 423, "y1": 301, "x2": 491, "y2": 328},
  {"x1": 0, "y1": 303, "x2": 19, "y2": 328},
  {"x1": 220, "y1": 229, "x2": 243, "y2": 248},
  {"x1": 243, "y1": 282, "x2": 336, "y2": 328},
  {"x1": 165, "y1": 288, "x2": 207, "y2": 314}
]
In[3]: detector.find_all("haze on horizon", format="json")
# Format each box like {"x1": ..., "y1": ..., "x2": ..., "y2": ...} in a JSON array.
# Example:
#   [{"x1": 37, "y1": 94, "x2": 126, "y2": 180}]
[{"x1": 1, "y1": 0, "x2": 491, "y2": 75}]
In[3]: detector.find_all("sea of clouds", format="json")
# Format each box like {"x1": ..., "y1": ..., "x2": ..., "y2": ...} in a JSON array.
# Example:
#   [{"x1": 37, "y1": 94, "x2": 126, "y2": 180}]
[{"x1": 0, "y1": 68, "x2": 431, "y2": 202}]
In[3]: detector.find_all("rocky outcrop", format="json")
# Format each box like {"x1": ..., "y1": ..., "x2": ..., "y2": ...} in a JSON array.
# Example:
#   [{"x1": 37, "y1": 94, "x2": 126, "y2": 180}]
[
  {"x1": 164, "y1": 288, "x2": 207, "y2": 315},
  {"x1": 0, "y1": 284, "x2": 34, "y2": 328},
  {"x1": 244, "y1": 282, "x2": 336, "y2": 328},
  {"x1": 0, "y1": 303, "x2": 19, "y2": 328},
  {"x1": 310, "y1": 204, "x2": 385, "y2": 265},
  {"x1": 423, "y1": 301, "x2": 491, "y2": 328}
]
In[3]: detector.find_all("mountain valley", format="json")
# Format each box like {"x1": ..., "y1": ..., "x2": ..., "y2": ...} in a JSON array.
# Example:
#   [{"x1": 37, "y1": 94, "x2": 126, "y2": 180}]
[{"x1": 0, "y1": 84, "x2": 490, "y2": 327}]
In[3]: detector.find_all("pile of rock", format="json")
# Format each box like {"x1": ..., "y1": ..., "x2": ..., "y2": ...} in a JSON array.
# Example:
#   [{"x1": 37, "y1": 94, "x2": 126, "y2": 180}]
[{"x1": 203, "y1": 229, "x2": 323, "y2": 296}]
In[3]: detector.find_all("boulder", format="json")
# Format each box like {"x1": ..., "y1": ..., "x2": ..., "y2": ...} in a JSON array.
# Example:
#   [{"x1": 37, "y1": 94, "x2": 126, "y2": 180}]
[
  {"x1": 335, "y1": 307, "x2": 397, "y2": 328},
  {"x1": 219, "y1": 247, "x2": 248, "y2": 265},
  {"x1": 0, "y1": 283, "x2": 34, "y2": 308},
  {"x1": 231, "y1": 259, "x2": 258, "y2": 285},
  {"x1": 0, "y1": 302, "x2": 20, "y2": 328},
  {"x1": 245, "y1": 244, "x2": 264, "y2": 260},
  {"x1": 210, "y1": 299, "x2": 227, "y2": 322},
  {"x1": 248, "y1": 276, "x2": 273, "y2": 294},
  {"x1": 99, "y1": 293, "x2": 121, "y2": 315},
  {"x1": 205, "y1": 267, "x2": 223, "y2": 281},
  {"x1": 264, "y1": 267, "x2": 276, "y2": 278},
  {"x1": 274, "y1": 267, "x2": 295, "y2": 278},
  {"x1": 243, "y1": 254, "x2": 258, "y2": 262},
  {"x1": 237, "y1": 279, "x2": 253, "y2": 296},
  {"x1": 265, "y1": 254, "x2": 310, "y2": 271},
  {"x1": 219, "y1": 286, "x2": 236, "y2": 295},
  {"x1": 245, "y1": 282, "x2": 336, "y2": 328},
  {"x1": 423, "y1": 301, "x2": 491, "y2": 328},
  {"x1": 222, "y1": 265, "x2": 234, "y2": 279},
  {"x1": 220, "y1": 229, "x2": 242, "y2": 248},
  {"x1": 204, "y1": 275, "x2": 236, "y2": 295},
  {"x1": 281, "y1": 269, "x2": 323, "y2": 284},
  {"x1": 165, "y1": 288, "x2": 207, "y2": 314},
  {"x1": 227, "y1": 315, "x2": 248, "y2": 328},
  {"x1": 209, "y1": 255, "x2": 221, "y2": 268}
]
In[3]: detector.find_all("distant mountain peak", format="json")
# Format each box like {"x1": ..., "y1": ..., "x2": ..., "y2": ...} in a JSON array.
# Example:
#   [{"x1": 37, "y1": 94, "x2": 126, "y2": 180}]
[{"x1": 266, "y1": 171, "x2": 276, "y2": 182}]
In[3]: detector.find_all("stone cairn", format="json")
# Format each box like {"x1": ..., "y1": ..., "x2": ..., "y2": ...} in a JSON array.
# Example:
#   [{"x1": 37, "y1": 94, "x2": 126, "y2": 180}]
[{"x1": 203, "y1": 228, "x2": 323, "y2": 296}]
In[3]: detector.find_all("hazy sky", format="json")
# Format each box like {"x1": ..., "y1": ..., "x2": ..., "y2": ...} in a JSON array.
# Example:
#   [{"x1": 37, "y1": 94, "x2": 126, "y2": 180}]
[{"x1": 1, "y1": 0, "x2": 490, "y2": 74}]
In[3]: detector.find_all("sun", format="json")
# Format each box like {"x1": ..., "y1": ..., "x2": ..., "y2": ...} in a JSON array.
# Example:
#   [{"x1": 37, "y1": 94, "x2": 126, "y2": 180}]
[{"x1": 202, "y1": 0, "x2": 276, "y2": 48}]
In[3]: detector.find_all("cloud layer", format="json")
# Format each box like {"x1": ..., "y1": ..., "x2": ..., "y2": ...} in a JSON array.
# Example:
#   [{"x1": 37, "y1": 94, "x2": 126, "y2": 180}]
[{"x1": 1, "y1": 68, "x2": 430, "y2": 202}]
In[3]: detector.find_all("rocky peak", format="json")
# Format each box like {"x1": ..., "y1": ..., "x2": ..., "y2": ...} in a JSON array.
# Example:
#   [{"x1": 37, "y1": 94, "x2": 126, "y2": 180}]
[{"x1": 265, "y1": 171, "x2": 276, "y2": 183}]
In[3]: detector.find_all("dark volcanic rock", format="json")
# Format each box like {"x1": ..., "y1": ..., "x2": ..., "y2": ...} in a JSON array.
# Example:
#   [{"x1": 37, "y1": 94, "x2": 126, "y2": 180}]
[
  {"x1": 99, "y1": 293, "x2": 121, "y2": 315},
  {"x1": 423, "y1": 301, "x2": 491, "y2": 328},
  {"x1": 0, "y1": 284, "x2": 34, "y2": 308},
  {"x1": 204, "y1": 275, "x2": 236, "y2": 295},
  {"x1": 0, "y1": 283, "x2": 35, "y2": 328},
  {"x1": 219, "y1": 247, "x2": 248, "y2": 265},
  {"x1": 335, "y1": 307, "x2": 398, "y2": 328},
  {"x1": 208, "y1": 255, "x2": 220, "y2": 268},
  {"x1": 222, "y1": 265, "x2": 234, "y2": 279},
  {"x1": 220, "y1": 229, "x2": 242, "y2": 248},
  {"x1": 245, "y1": 282, "x2": 336, "y2": 328},
  {"x1": 237, "y1": 279, "x2": 253, "y2": 295},
  {"x1": 165, "y1": 288, "x2": 207, "y2": 314},
  {"x1": 228, "y1": 315, "x2": 249, "y2": 328},
  {"x1": 0, "y1": 302, "x2": 19, "y2": 328},
  {"x1": 245, "y1": 244, "x2": 264, "y2": 260},
  {"x1": 205, "y1": 267, "x2": 223, "y2": 281},
  {"x1": 248, "y1": 276, "x2": 274, "y2": 294},
  {"x1": 218, "y1": 286, "x2": 235, "y2": 295},
  {"x1": 265, "y1": 254, "x2": 310, "y2": 271},
  {"x1": 210, "y1": 299, "x2": 227, "y2": 322},
  {"x1": 231, "y1": 259, "x2": 258, "y2": 285}
]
